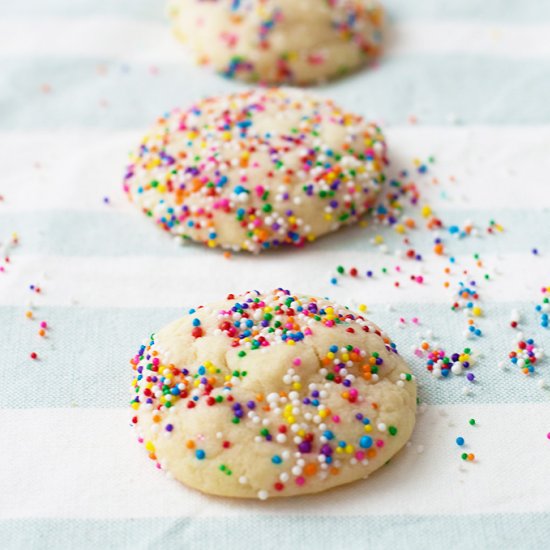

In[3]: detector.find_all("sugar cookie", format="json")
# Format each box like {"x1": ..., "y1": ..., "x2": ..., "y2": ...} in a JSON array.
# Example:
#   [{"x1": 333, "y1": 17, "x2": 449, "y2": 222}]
[
  {"x1": 130, "y1": 289, "x2": 416, "y2": 499},
  {"x1": 169, "y1": 0, "x2": 384, "y2": 84},
  {"x1": 123, "y1": 88, "x2": 386, "y2": 253}
]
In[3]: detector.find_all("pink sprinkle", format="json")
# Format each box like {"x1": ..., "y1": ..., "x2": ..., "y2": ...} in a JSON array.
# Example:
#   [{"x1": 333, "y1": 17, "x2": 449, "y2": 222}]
[
  {"x1": 332, "y1": 415, "x2": 341, "y2": 423},
  {"x1": 376, "y1": 439, "x2": 385, "y2": 448},
  {"x1": 355, "y1": 451, "x2": 365, "y2": 461},
  {"x1": 295, "y1": 476, "x2": 305, "y2": 486},
  {"x1": 293, "y1": 358, "x2": 302, "y2": 366}
]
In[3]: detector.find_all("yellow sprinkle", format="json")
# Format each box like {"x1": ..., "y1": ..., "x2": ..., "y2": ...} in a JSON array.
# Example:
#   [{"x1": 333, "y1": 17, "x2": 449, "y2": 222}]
[
  {"x1": 359, "y1": 304, "x2": 367, "y2": 312},
  {"x1": 421, "y1": 205, "x2": 432, "y2": 218},
  {"x1": 395, "y1": 224, "x2": 405, "y2": 234}
]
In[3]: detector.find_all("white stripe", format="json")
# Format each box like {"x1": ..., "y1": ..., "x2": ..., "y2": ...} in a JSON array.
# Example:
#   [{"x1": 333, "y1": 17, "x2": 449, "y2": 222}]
[
  {"x1": 0, "y1": 403, "x2": 548, "y2": 518},
  {"x1": 2, "y1": 126, "x2": 550, "y2": 212},
  {"x1": 1, "y1": 253, "x2": 545, "y2": 308},
  {"x1": 385, "y1": 21, "x2": 550, "y2": 58},
  {"x1": 1, "y1": 18, "x2": 550, "y2": 60}
]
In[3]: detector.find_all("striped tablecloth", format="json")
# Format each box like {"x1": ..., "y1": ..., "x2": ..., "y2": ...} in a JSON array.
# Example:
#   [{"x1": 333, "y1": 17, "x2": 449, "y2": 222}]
[{"x1": 1, "y1": 1, "x2": 550, "y2": 548}]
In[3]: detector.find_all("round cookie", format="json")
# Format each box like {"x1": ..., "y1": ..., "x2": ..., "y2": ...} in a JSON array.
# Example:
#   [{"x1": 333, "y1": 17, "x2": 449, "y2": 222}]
[
  {"x1": 168, "y1": 0, "x2": 384, "y2": 84},
  {"x1": 123, "y1": 88, "x2": 386, "y2": 253},
  {"x1": 130, "y1": 289, "x2": 416, "y2": 499}
]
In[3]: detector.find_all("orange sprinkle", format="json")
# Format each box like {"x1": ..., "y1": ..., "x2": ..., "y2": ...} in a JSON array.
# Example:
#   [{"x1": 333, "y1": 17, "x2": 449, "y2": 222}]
[{"x1": 304, "y1": 463, "x2": 318, "y2": 476}]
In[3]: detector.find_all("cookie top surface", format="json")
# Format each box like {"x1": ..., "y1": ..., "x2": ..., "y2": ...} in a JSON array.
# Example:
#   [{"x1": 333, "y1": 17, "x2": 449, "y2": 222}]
[
  {"x1": 169, "y1": 0, "x2": 384, "y2": 84},
  {"x1": 123, "y1": 88, "x2": 386, "y2": 253},
  {"x1": 130, "y1": 289, "x2": 417, "y2": 499}
]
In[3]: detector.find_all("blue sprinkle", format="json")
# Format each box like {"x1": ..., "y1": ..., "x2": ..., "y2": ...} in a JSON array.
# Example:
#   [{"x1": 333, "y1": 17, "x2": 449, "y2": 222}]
[{"x1": 359, "y1": 436, "x2": 373, "y2": 449}]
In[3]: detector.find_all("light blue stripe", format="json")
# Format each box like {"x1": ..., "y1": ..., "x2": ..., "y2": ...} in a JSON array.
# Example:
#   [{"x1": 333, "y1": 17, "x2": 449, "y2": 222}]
[
  {"x1": 2, "y1": 56, "x2": 550, "y2": 129},
  {"x1": 0, "y1": 0, "x2": 163, "y2": 20},
  {"x1": 1, "y1": 302, "x2": 548, "y2": 409},
  {"x1": 2, "y1": 0, "x2": 550, "y2": 23},
  {"x1": 0, "y1": 513, "x2": 548, "y2": 550},
  {"x1": 0, "y1": 208, "x2": 547, "y2": 257}
]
